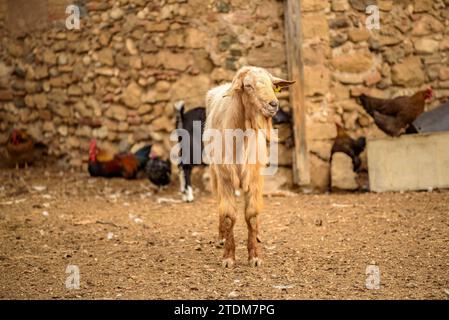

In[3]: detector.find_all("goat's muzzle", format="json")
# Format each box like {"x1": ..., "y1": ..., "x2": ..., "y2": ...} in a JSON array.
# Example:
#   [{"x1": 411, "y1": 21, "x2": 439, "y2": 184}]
[{"x1": 263, "y1": 100, "x2": 279, "y2": 117}]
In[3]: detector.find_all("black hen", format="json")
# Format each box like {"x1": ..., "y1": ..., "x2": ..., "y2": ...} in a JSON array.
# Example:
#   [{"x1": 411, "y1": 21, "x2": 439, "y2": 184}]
[
  {"x1": 146, "y1": 156, "x2": 171, "y2": 188},
  {"x1": 331, "y1": 124, "x2": 366, "y2": 172}
]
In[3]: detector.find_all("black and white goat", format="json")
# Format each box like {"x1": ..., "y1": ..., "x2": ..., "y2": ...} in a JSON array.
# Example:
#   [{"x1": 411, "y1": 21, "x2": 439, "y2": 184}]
[{"x1": 174, "y1": 101, "x2": 206, "y2": 202}]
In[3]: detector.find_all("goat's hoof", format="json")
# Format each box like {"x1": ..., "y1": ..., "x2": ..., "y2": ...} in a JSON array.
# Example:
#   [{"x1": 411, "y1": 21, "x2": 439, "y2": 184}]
[
  {"x1": 182, "y1": 187, "x2": 194, "y2": 202},
  {"x1": 182, "y1": 193, "x2": 193, "y2": 202},
  {"x1": 182, "y1": 196, "x2": 192, "y2": 202},
  {"x1": 182, "y1": 193, "x2": 194, "y2": 202},
  {"x1": 222, "y1": 258, "x2": 235, "y2": 268},
  {"x1": 249, "y1": 257, "x2": 262, "y2": 267}
]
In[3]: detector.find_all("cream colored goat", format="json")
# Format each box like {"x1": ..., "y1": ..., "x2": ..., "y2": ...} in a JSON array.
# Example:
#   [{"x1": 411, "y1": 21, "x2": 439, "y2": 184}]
[{"x1": 205, "y1": 66, "x2": 294, "y2": 267}]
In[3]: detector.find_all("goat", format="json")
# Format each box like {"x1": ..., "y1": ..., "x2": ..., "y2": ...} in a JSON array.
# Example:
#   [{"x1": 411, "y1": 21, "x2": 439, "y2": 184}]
[
  {"x1": 205, "y1": 66, "x2": 294, "y2": 267},
  {"x1": 174, "y1": 101, "x2": 206, "y2": 202}
]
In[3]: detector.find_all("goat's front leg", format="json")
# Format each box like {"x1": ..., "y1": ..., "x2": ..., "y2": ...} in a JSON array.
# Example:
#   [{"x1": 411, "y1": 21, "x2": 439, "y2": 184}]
[
  {"x1": 244, "y1": 172, "x2": 263, "y2": 267},
  {"x1": 218, "y1": 185, "x2": 237, "y2": 268}
]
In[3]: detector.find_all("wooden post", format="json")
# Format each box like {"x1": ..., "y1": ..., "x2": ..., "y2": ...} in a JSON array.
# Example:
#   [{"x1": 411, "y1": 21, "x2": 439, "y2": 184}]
[
  {"x1": 5, "y1": 0, "x2": 48, "y2": 36},
  {"x1": 284, "y1": 0, "x2": 310, "y2": 185}
]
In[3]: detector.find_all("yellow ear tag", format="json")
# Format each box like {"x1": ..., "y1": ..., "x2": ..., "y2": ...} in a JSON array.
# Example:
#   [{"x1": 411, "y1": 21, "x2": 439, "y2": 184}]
[{"x1": 274, "y1": 86, "x2": 281, "y2": 93}]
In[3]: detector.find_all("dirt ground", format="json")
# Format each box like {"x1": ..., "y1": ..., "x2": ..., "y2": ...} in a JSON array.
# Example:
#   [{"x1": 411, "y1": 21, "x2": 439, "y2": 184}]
[{"x1": 0, "y1": 168, "x2": 448, "y2": 300}]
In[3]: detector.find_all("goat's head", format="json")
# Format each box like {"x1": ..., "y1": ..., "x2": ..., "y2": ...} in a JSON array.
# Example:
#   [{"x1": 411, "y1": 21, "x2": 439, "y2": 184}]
[{"x1": 224, "y1": 66, "x2": 295, "y2": 118}]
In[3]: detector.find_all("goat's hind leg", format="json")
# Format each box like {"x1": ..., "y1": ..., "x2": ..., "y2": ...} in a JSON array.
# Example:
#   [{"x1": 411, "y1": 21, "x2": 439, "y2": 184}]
[{"x1": 217, "y1": 178, "x2": 237, "y2": 268}]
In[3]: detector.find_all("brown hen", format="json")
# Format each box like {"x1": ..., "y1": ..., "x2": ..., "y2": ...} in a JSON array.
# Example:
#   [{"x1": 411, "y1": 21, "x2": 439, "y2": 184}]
[
  {"x1": 6, "y1": 129, "x2": 47, "y2": 168},
  {"x1": 359, "y1": 88, "x2": 432, "y2": 136}
]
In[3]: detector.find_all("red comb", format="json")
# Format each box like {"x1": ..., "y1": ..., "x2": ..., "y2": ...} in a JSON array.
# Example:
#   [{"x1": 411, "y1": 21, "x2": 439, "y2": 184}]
[{"x1": 89, "y1": 139, "x2": 97, "y2": 161}]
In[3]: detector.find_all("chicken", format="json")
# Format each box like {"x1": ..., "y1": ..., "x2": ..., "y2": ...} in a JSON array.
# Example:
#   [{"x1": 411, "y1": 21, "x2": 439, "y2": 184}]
[
  {"x1": 359, "y1": 88, "x2": 433, "y2": 136},
  {"x1": 331, "y1": 124, "x2": 366, "y2": 172},
  {"x1": 6, "y1": 129, "x2": 47, "y2": 168},
  {"x1": 146, "y1": 155, "x2": 171, "y2": 188},
  {"x1": 88, "y1": 139, "x2": 151, "y2": 179}
]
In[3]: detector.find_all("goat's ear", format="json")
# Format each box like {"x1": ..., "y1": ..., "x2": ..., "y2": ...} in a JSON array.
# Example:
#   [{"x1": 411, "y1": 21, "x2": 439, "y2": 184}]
[
  {"x1": 223, "y1": 69, "x2": 247, "y2": 97},
  {"x1": 271, "y1": 76, "x2": 295, "y2": 89}
]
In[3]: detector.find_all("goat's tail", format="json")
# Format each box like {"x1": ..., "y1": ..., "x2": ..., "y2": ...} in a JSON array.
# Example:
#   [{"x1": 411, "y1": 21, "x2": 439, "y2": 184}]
[{"x1": 174, "y1": 100, "x2": 185, "y2": 129}]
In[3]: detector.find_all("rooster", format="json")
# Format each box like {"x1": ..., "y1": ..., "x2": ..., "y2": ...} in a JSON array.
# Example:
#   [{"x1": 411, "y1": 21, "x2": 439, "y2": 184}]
[
  {"x1": 331, "y1": 124, "x2": 366, "y2": 172},
  {"x1": 88, "y1": 139, "x2": 151, "y2": 179},
  {"x1": 358, "y1": 88, "x2": 433, "y2": 136},
  {"x1": 146, "y1": 154, "x2": 171, "y2": 188},
  {"x1": 6, "y1": 129, "x2": 47, "y2": 168}
]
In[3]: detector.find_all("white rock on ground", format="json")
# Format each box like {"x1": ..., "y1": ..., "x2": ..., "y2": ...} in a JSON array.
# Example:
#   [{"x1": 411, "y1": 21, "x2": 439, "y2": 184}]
[{"x1": 331, "y1": 152, "x2": 358, "y2": 191}]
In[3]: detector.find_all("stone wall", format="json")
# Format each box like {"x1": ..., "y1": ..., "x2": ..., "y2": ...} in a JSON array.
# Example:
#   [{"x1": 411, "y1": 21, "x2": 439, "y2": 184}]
[
  {"x1": 1, "y1": 0, "x2": 449, "y2": 191},
  {"x1": 302, "y1": 0, "x2": 449, "y2": 190},
  {"x1": 0, "y1": 0, "x2": 292, "y2": 183}
]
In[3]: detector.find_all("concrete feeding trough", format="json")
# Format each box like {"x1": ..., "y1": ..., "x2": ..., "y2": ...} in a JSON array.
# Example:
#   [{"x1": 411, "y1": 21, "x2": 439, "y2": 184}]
[
  {"x1": 367, "y1": 131, "x2": 449, "y2": 192},
  {"x1": 409, "y1": 102, "x2": 449, "y2": 134}
]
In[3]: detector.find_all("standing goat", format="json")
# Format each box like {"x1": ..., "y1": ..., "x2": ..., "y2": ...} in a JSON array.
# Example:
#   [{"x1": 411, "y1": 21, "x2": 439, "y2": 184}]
[
  {"x1": 205, "y1": 66, "x2": 294, "y2": 267},
  {"x1": 174, "y1": 101, "x2": 206, "y2": 202}
]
